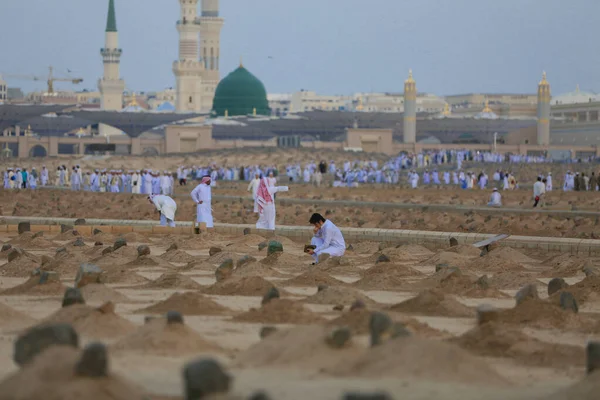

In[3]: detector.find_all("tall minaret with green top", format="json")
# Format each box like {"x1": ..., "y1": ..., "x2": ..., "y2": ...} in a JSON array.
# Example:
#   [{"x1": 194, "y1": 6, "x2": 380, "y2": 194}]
[{"x1": 98, "y1": 0, "x2": 125, "y2": 112}]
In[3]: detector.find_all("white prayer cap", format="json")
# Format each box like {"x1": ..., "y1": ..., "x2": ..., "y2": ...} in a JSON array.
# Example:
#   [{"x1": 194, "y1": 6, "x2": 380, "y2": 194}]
[
  {"x1": 548, "y1": 172, "x2": 552, "y2": 175},
  {"x1": 493, "y1": 188, "x2": 498, "y2": 191}
]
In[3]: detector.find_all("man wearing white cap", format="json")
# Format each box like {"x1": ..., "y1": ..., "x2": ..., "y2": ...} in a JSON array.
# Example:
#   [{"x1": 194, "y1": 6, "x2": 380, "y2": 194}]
[
  {"x1": 487, "y1": 188, "x2": 502, "y2": 207},
  {"x1": 191, "y1": 176, "x2": 214, "y2": 228},
  {"x1": 41, "y1": 166, "x2": 48, "y2": 186},
  {"x1": 132, "y1": 170, "x2": 141, "y2": 194},
  {"x1": 546, "y1": 172, "x2": 553, "y2": 191},
  {"x1": 160, "y1": 171, "x2": 171, "y2": 195},
  {"x1": 148, "y1": 194, "x2": 177, "y2": 227}
]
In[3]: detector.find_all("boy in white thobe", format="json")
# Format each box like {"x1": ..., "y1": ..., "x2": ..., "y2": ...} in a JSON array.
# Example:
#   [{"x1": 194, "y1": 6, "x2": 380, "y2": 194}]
[
  {"x1": 191, "y1": 176, "x2": 214, "y2": 228},
  {"x1": 149, "y1": 194, "x2": 177, "y2": 227},
  {"x1": 307, "y1": 213, "x2": 346, "y2": 264},
  {"x1": 255, "y1": 177, "x2": 289, "y2": 230}
]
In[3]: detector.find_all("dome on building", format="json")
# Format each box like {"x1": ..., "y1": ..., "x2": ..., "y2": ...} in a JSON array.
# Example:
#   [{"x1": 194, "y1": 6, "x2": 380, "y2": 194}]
[
  {"x1": 212, "y1": 63, "x2": 270, "y2": 117},
  {"x1": 156, "y1": 101, "x2": 176, "y2": 112},
  {"x1": 553, "y1": 85, "x2": 599, "y2": 105}
]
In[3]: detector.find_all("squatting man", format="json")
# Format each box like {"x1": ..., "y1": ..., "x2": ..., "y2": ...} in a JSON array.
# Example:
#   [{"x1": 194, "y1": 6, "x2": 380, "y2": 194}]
[{"x1": 306, "y1": 213, "x2": 346, "y2": 264}]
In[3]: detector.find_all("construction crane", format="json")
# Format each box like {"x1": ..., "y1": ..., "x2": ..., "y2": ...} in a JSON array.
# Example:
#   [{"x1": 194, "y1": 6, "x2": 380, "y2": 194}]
[{"x1": 3, "y1": 66, "x2": 83, "y2": 94}]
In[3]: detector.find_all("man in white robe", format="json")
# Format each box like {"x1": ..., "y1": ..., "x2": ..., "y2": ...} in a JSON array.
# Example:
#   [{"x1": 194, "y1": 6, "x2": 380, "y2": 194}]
[
  {"x1": 487, "y1": 188, "x2": 502, "y2": 207},
  {"x1": 255, "y1": 177, "x2": 289, "y2": 230},
  {"x1": 149, "y1": 194, "x2": 177, "y2": 227},
  {"x1": 307, "y1": 213, "x2": 346, "y2": 264},
  {"x1": 191, "y1": 176, "x2": 214, "y2": 228},
  {"x1": 546, "y1": 173, "x2": 553, "y2": 192},
  {"x1": 41, "y1": 166, "x2": 49, "y2": 186},
  {"x1": 131, "y1": 170, "x2": 141, "y2": 194},
  {"x1": 247, "y1": 173, "x2": 261, "y2": 213},
  {"x1": 71, "y1": 167, "x2": 81, "y2": 191}
]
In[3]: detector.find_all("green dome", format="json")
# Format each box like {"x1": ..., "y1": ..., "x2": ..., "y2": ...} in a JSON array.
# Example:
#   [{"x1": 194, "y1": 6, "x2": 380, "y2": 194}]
[{"x1": 212, "y1": 65, "x2": 270, "y2": 117}]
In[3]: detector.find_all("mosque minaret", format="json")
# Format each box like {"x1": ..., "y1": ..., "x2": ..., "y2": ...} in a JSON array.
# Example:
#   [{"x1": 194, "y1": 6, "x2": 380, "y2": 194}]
[
  {"x1": 98, "y1": 0, "x2": 125, "y2": 112},
  {"x1": 174, "y1": 0, "x2": 223, "y2": 113},
  {"x1": 403, "y1": 69, "x2": 417, "y2": 144},
  {"x1": 198, "y1": 0, "x2": 224, "y2": 111},
  {"x1": 537, "y1": 71, "x2": 551, "y2": 146}
]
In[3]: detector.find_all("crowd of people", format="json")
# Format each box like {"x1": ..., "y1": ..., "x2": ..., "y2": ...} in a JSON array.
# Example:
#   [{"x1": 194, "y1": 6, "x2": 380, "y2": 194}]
[{"x1": 3, "y1": 150, "x2": 600, "y2": 196}]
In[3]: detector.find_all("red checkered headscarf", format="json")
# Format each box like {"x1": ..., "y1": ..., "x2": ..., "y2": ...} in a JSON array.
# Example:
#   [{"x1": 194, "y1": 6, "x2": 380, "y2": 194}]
[
  {"x1": 256, "y1": 178, "x2": 272, "y2": 213},
  {"x1": 201, "y1": 176, "x2": 211, "y2": 185}
]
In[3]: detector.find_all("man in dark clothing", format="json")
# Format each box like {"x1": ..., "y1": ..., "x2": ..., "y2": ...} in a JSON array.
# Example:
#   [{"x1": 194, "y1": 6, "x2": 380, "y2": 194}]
[
  {"x1": 590, "y1": 172, "x2": 597, "y2": 191},
  {"x1": 318, "y1": 161, "x2": 327, "y2": 174},
  {"x1": 574, "y1": 173, "x2": 581, "y2": 191}
]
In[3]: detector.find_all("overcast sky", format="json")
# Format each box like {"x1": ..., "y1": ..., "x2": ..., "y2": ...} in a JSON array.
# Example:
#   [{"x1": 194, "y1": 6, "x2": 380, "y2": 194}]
[{"x1": 1, "y1": 0, "x2": 598, "y2": 96}]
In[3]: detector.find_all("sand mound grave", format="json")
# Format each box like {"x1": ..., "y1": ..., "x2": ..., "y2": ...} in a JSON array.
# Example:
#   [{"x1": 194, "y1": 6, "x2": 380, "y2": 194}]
[
  {"x1": 488, "y1": 271, "x2": 544, "y2": 290},
  {"x1": 361, "y1": 263, "x2": 423, "y2": 278},
  {"x1": 419, "y1": 251, "x2": 474, "y2": 269},
  {"x1": 175, "y1": 260, "x2": 218, "y2": 272},
  {"x1": 233, "y1": 261, "x2": 290, "y2": 278},
  {"x1": 124, "y1": 255, "x2": 173, "y2": 268},
  {"x1": 0, "y1": 276, "x2": 66, "y2": 296},
  {"x1": 203, "y1": 276, "x2": 280, "y2": 296},
  {"x1": 8, "y1": 233, "x2": 57, "y2": 249},
  {"x1": 283, "y1": 270, "x2": 347, "y2": 287},
  {"x1": 232, "y1": 233, "x2": 267, "y2": 247},
  {"x1": 233, "y1": 299, "x2": 325, "y2": 324},
  {"x1": 39, "y1": 303, "x2": 136, "y2": 339},
  {"x1": 92, "y1": 231, "x2": 117, "y2": 242},
  {"x1": 51, "y1": 230, "x2": 83, "y2": 241},
  {"x1": 136, "y1": 291, "x2": 230, "y2": 316},
  {"x1": 487, "y1": 246, "x2": 537, "y2": 264},
  {"x1": 139, "y1": 273, "x2": 203, "y2": 290},
  {"x1": 100, "y1": 269, "x2": 150, "y2": 285},
  {"x1": 465, "y1": 255, "x2": 526, "y2": 273},
  {"x1": 444, "y1": 244, "x2": 482, "y2": 258},
  {"x1": 206, "y1": 251, "x2": 238, "y2": 265},
  {"x1": 120, "y1": 232, "x2": 150, "y2": 243},
  {"x1": 351, "y1": 272, "x2": 412, "y2": 291},
  {"x1": 79, "y1": 284, "x2": 131, "y2": 304},
  {"x1": 450, "y1": 322, "x2": 584, "y2": 368},
  {"x1": 496, "y1": 299, "x2": 596, "y2": 331},
  {"x1": 348, "y1": 241, "x2": 381, "y2": 254},
  {"x1": 327, "y1": 308, "x2": 444, "y2": 338},
  {"x1": 91, "y1": 246, "x2": 139, "y2": 266},
  {"x1": 234, "y1": 325, "x2": 361, "y2": 369},
  {"x1": 540, "y1": 254, "x2": 589, "y2": 277},
  {"x1": 303, "y1": 286, "x2": 378, "y2": 307},
  {"x1": 0, "y1": 346, "x2": 145, "y2": 400},
  {"x1": 159, "y1": 249, "x2": 196, "y2": 263},
  {"x1": 388, "y1": 289, "x2": 474, "y2": 318},
  {"x1": 330, "y1": 336, "x2": 507, "y2": 385},
  {"x1": 260, "y1": 252, "x2": 308, "y2": 268},
  {"x1": 0, "y1": 255, "x2": 40, "y2": 278},
  {"x1": 111, "y1": 317, "x2": 221, "y2": 356},
  {"x1": 0, "y1": 301, "x2": 36, "y2": 329},
  {"x1": 554, "y1": 276, "x2": 600, "y2": 305}
]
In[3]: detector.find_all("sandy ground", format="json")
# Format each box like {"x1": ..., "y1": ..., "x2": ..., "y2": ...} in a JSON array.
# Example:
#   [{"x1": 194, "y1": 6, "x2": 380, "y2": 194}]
[
  {"x1": 2, "y1": 184, "x2": 600, "y2": 238},
  {"x1": 0, "y1": 227, "x2": 599, "y2": 399}
]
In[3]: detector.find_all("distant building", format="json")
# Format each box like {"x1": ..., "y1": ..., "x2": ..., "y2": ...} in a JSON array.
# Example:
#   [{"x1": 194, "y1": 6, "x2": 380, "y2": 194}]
[
  {"x1": 444, "y1": 93, "x2": 538, "y2": 118},
  {"x1": 7, "y1": 88, "x2": 24, "y2": 101},
  {"x1": 0, "y1": 76, "x2": 7, "y2": 103}
]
